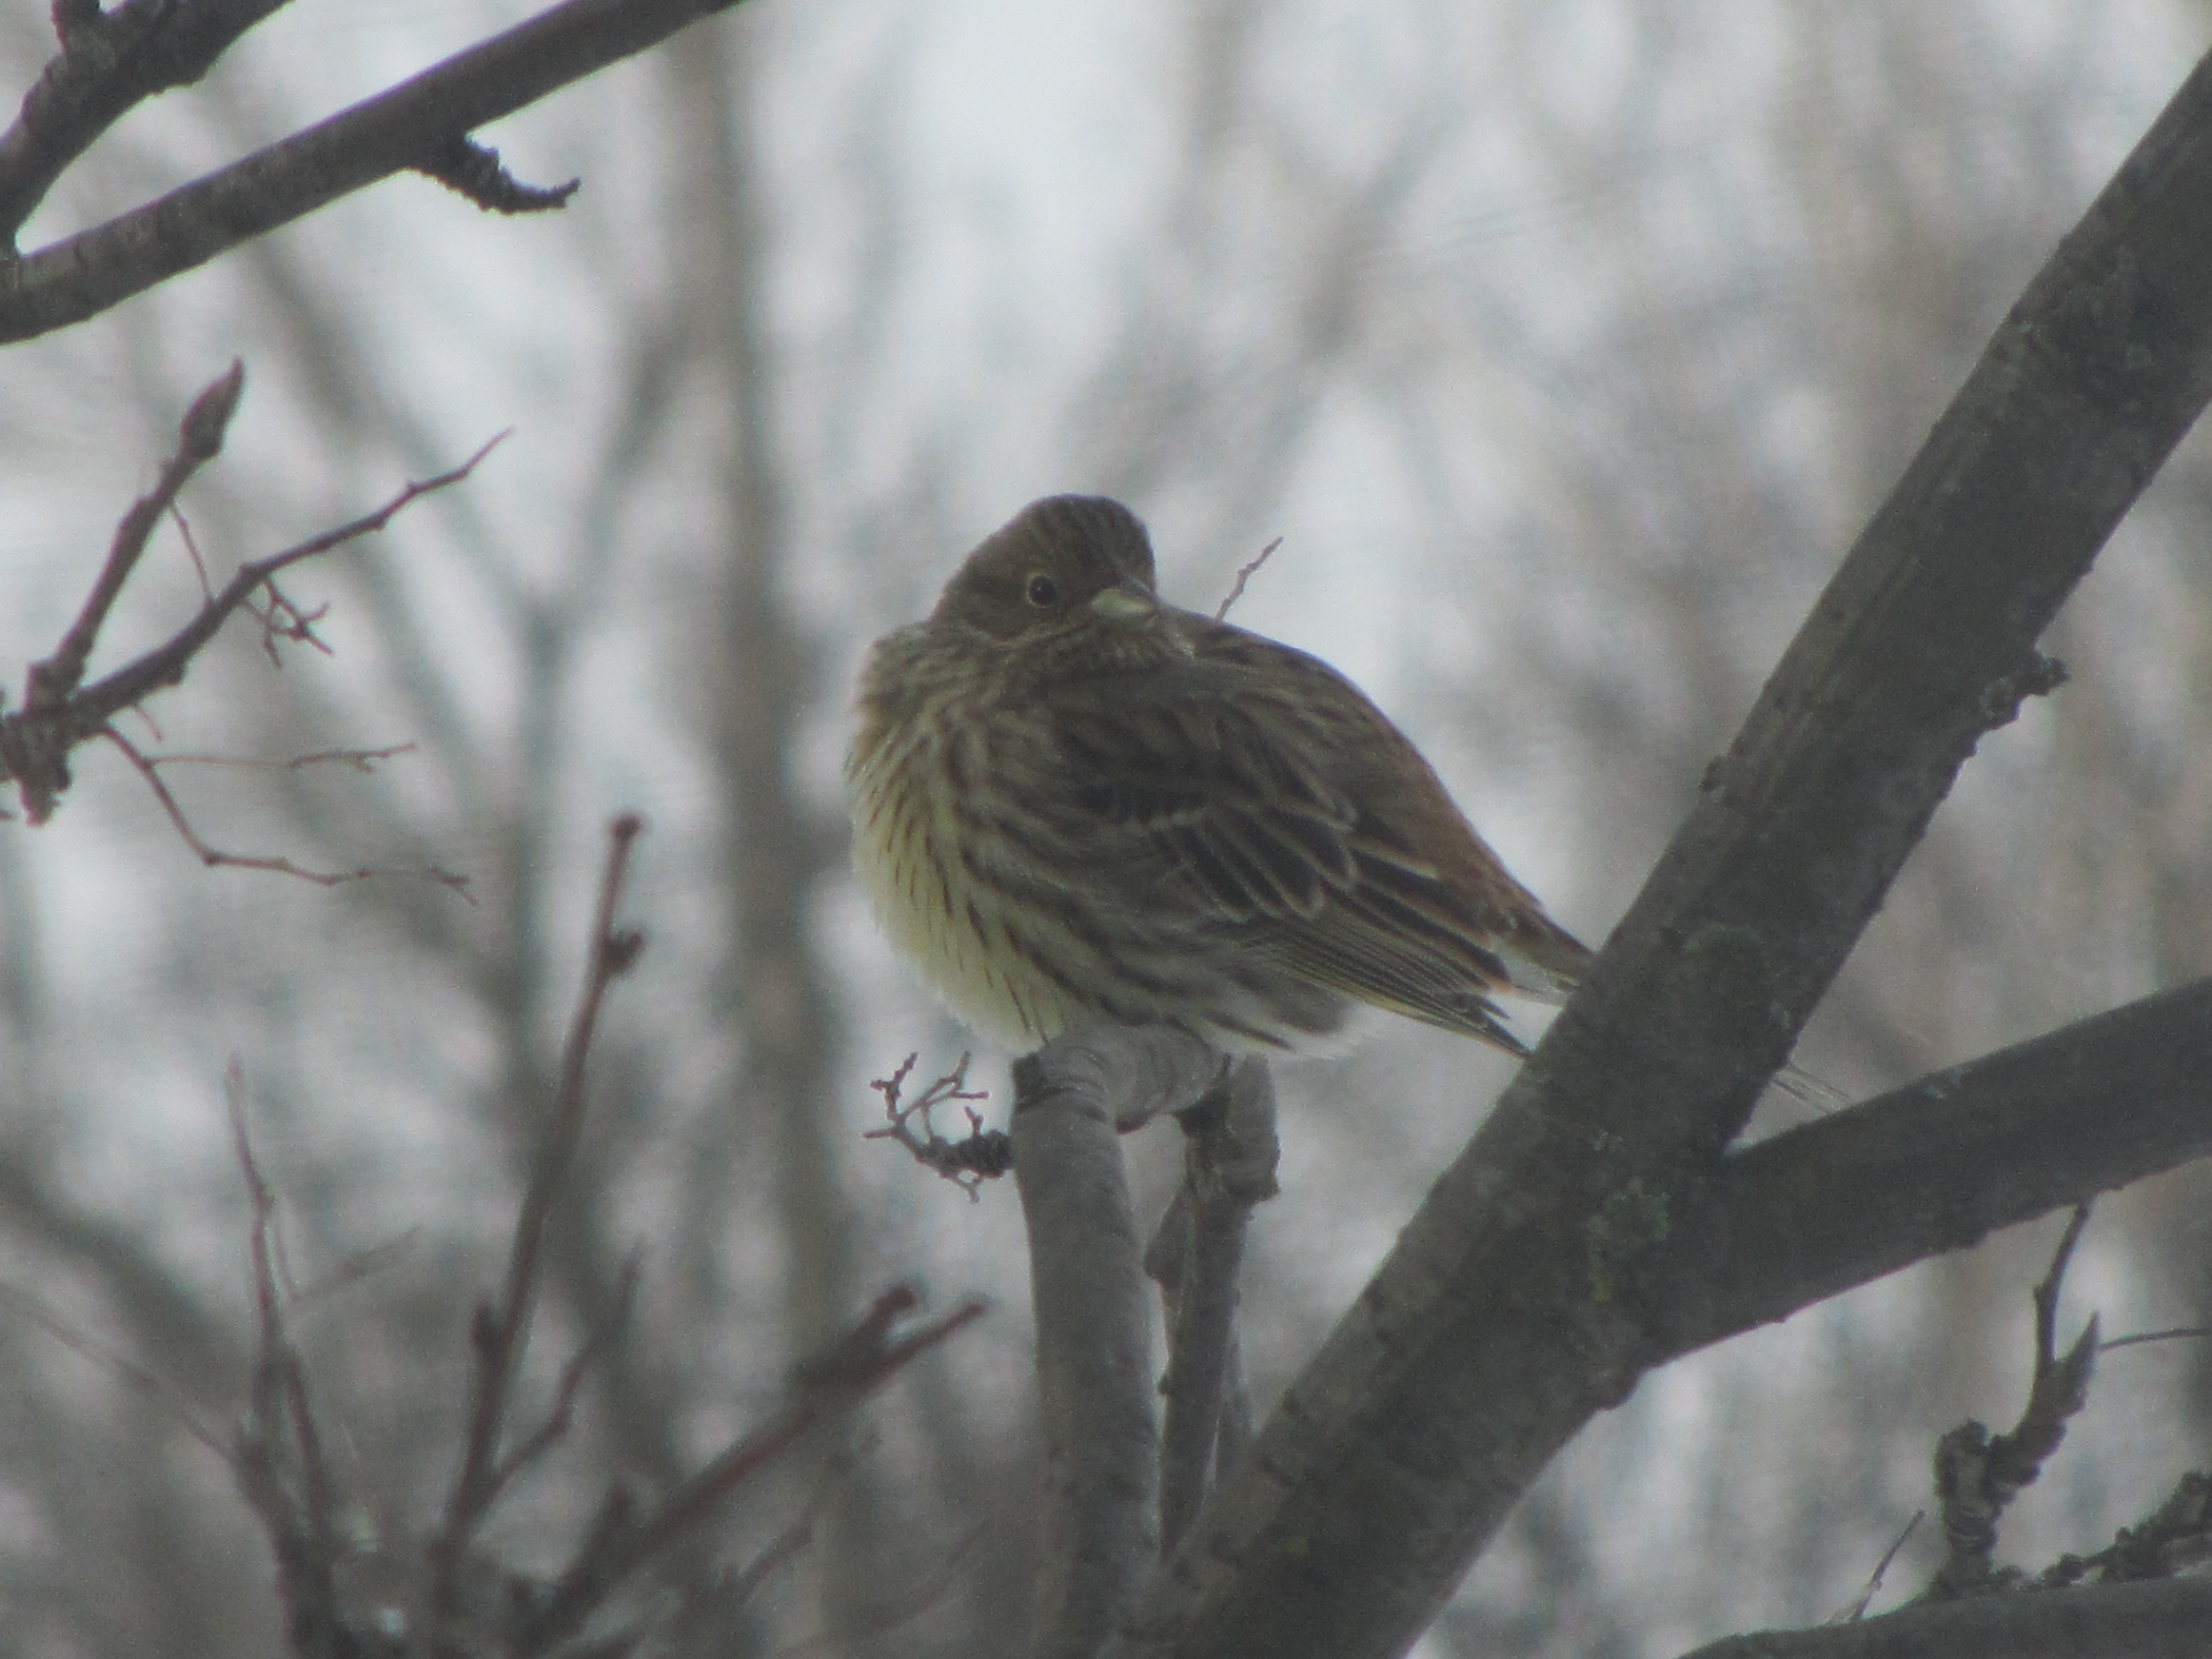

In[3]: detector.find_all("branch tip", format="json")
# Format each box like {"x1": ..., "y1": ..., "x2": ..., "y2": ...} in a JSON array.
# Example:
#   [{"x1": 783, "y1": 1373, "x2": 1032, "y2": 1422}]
[
  {"x1": 180, "y1": 360, "x2": 245, "y2": 460},
  {"x1": 417, "y1": 134, "x2": 580, "y2": 215}
]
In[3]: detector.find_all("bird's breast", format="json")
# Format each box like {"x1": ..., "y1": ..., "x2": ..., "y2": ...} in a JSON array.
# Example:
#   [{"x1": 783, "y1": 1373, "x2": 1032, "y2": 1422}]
[{"x1": 847, "y1": 670, "x2": 1066, "y2": 1048}]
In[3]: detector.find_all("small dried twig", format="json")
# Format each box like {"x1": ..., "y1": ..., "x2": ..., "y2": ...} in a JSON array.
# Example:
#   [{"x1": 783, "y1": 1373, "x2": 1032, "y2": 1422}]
[
  {"x1": 1927, "y1": 1204, "x2": 2099, "y2": 1599},
  {"x1": 1837, "y1": 1512, "x2": 1923, "y2": 1621},
  {"x1": 428, "y1": 816, "x2": 646, "y2": 1625},
  {"x1": 1213, "y1": 536, "x2": 1282, "y2": 622},
  {"x1": 2100, "y1": 1325, "x2": 2212, "y2": 1352},
  {"x1": 865, "y1": 1052, "x2": 1009, "y2": 1196},
  {"x1": 143, "y1": 743, "x2": 420, "y2": 773},
  {"x1": 102, "y1": 725, "x2": 471, "y2": 894}
]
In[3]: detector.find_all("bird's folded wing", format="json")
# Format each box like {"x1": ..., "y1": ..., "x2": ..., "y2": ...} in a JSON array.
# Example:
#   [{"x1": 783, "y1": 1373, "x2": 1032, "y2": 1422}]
[{"x1": 1044, "y1": 657, "x2": 1531, "y2": 1044}]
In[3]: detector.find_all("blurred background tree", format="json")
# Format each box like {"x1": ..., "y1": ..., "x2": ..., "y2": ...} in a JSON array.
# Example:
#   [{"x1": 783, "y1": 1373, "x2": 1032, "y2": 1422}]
[{"x1": 0, "y1": 1, "x2": 2206, "y2": 1654}]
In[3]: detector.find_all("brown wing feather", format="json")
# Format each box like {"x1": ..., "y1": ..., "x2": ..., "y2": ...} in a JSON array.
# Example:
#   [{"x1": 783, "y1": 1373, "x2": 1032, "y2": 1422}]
[{"x1": 1042, "y1": 609, "x2": 1588, "y2": 1047}]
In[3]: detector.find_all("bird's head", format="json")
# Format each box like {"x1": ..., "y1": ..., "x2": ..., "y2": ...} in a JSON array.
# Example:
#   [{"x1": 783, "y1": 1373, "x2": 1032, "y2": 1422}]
[{"x1": 933, "y1": 495, "x2": 1160, "y2": 640}]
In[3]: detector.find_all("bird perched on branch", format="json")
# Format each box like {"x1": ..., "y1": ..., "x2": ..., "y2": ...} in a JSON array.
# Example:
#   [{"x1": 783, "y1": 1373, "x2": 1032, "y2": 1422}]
[{"x1": 847, "y1": 494, "x2": 1592, "y2": 1058}]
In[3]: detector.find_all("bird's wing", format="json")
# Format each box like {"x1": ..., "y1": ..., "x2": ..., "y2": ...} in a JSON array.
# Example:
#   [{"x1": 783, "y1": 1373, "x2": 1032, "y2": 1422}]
[{"x1": 1041, "y1": 627, "x2": 1564, "y2": 1046}]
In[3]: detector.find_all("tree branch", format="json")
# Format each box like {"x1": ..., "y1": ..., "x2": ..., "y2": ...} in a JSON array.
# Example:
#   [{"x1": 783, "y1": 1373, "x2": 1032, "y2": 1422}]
[
  {"x1": 0, "y1": 370, "x2": 498, "y2": 827},
  {"x1": 0, "y1": 0, "x2": 756, "y2": 344},
  {"x1": 1014, "y1": 1026, "x2": 1222, "y2": 1659},
  {"x1": 1642, "y1": 980, "x2": 2212, "y2": 1359},
  {"x1": 1117, "y1": 38, "x2": 2212, "y2": 1659},
  {"x1": 1674, "y1": 1576, "x2": 2212, "y2": 1659},
  {"x1": 429, "y1": 814, "x2": 645, "y2": 1627},
  {"x1": 1150, "y1": 1058, "x2": 1278, "y2": 1557},
  {"x1": 0, "y1": 0, "x2": 290, "y2": 244}
]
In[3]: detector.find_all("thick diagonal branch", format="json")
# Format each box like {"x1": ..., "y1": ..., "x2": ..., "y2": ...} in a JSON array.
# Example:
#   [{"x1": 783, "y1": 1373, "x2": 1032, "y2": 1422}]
[{"x1": 1117, "y1": 39, "x2": 2212, "y2": 1659}]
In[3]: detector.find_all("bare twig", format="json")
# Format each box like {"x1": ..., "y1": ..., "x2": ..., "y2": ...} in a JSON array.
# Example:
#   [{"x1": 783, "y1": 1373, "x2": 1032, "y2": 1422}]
[
  {"x1": 141, "y1": 743, "x2": 421, "y2": 773},
  {"x1": 485, "y1": 1249, "x2": 643, "y2": 1497},
  {"x1": 0, "y1": 1, "x2": 289, "y2": 244},
  {"x1": 1213, "y1": 536, "x2": 1282, "y2": 621},
  {"x1": 865, "y1": 1051, "x2": 1008, "y2": 1195},
  {"x1": 2100, "y1": 1326, "x2": 2212, "y2": 1352},
  {"x1": 518, "y1": 1283, "x2": 987, "y2": 1655},
  {"x1": 0, "y1": 393, "x2": 501, "y2": 828},
  {"x1": 25, "y1": 364, "x2": 243, "y2": 717},
  {"x1": 1837, "y1": 1512, "x2": 1922, "y2": 1622},
  {"x1": 1928, "y1": 1205, "x2": 2098, "y2": 1599},
  {"x1": 2, "y1": 364, "x2": 240, "y2": 822},
  {"x1": 229, "y1": 1067, "x2": 351, "y2": 1648},
  {"x1": 0, "y1": 0, "x2": 762, "y2": 343},
  {"x1": 80, "y1": 429, "x2": 508, "y2": 716},
  {"x1": 289, "y1": 1226, "x2": 425, "y2": 1310},
  {"x1": 429, "y1": 814, "x2": 646, "y2": 1625},
  {"x1": 102, "y1": 726, "x2": 471, "y2": 893}
]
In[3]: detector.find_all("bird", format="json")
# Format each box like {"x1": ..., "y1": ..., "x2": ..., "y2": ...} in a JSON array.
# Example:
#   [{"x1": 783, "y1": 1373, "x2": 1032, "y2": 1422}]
[{"x1": 846, "y1": 494, "x2": 1593, "y2": 1059}]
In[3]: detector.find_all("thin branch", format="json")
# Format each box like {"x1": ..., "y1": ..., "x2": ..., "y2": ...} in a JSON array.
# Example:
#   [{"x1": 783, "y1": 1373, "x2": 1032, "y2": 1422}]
[
  {"x1": 142, "y1": 743, "x2": 421, "y2": 773},
  {"x1": 1838, "y1": 1513, "x2": 1923, "y2": 1623},
  {"x1": 0, "y1": 363, "x2": 240, "y2": 823},
  {"x1": 2102, "y1": 1327, "x2": 2212, "y2": 1352},
  {"x1": 483, "y1": 1247, "x2": 643, "y2": 1499},
  {"x1": 76, "y1": 430, "x2": 509, "y2": 719},
  {"x1": 0, "y1": 410, "x2": 501, "y2": 828},
  {"x1": 0, "y1": 1281, "x2": 229, "y2": 1460},
  {"x1": 517, "y1": 1284, "x2": 987, "y2": 1655},
  {"x1": 102, "y1": 725, "x2": 470, "y2": 892},
  {"x1": 229, "y1": 1070, "x2": 350, "y2": 1650},
  {"x1": 430, "y1": 814, "x2": 646, "y2": 1620},
  {"x1": 0, "y1": 0, "x2": 290, "y2": 242},
  {"x1": 1213, "y1": 536, "x2": 1281, "y2": 621},
  {"x1": 0, "y1": 0, "x2": 761, "y2": 343},
  {"x1": 25, "y1": 363, "x2": 243, "y2": 714},
  {"x1": 1927, "y1": 1206, "x2": 2098, "y2": 1598},
  {"x1": 1675, "y1": 1577, "x2": 2212, "y2": 1659},
  {"x1": 864, "y1": 1051, "x2": 1008, "y2": 1196}
]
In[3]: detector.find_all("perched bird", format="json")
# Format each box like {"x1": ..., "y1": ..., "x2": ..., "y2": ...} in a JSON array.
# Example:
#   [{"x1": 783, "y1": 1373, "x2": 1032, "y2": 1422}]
[{"x1": 846, "y1": 494, "x2": 1592, "y2": 1058}]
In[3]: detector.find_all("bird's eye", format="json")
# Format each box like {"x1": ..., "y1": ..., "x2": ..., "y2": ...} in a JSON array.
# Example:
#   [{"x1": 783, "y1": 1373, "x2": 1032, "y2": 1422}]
[{"x1": 1026, "y1": 573, "x2": 1060, "y2": 608}]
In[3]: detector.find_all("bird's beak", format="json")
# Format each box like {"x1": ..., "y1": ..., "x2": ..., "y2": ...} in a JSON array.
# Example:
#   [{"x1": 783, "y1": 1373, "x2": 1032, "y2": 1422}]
[{"x1": 1089, "y1": 575, "x2": 1158, "y2": 620}]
